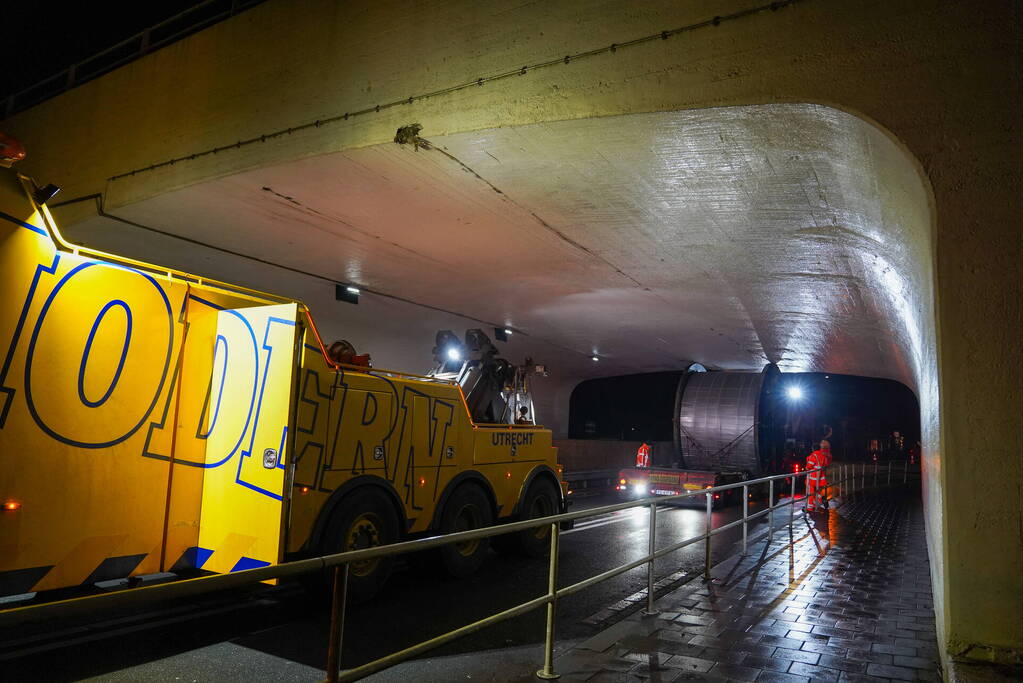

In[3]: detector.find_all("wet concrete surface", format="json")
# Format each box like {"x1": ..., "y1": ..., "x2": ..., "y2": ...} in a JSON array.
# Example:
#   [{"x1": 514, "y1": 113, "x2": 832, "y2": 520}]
[{"x1": 1, "y1": 491, "x2": 795, "y2": 681}]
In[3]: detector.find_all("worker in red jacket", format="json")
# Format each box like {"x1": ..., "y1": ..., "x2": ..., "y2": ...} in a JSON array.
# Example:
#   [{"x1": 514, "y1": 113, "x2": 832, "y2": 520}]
[
  {"x1": 805, "y1": 439, "x2": 832, "y2": 511},
  {"x1": 636, "y1": 442, "x2": 651, "y2": 468}
]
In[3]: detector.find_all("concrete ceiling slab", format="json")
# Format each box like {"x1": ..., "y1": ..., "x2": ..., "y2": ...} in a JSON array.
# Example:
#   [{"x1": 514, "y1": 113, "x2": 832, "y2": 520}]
[{"x1": 63, "y1": 104, "x2": 931, "y2": 390}]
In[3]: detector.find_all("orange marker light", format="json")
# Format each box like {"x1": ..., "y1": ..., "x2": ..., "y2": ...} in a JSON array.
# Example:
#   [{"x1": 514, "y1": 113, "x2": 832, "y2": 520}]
[
  {"x1": 505, "y1": 471, "x2": 512, "y2": 478},
  {"x1": 299, "y1": 486, "x2": 310, "y2": 495},
  {"x1": 3, "y1": 501, "x2": 20, "y2": 511},
  {"x1": 418, "y1": 477, "x2": 426, "y2": 487},
  {"x1": 619, "y1": 478, "x2": 627, "y2": 485}
]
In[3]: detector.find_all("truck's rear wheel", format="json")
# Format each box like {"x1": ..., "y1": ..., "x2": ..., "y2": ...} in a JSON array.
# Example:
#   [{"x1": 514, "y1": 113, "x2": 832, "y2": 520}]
[
  {"x1": 439, "y1": 484, "x2": 493, "y2": 578},
  {"x1": 514, "y1": 477, "x2": 560, "y2": 558},
  {"x1": 322, "y1": 488, "x2": 399, "y2": 604}
]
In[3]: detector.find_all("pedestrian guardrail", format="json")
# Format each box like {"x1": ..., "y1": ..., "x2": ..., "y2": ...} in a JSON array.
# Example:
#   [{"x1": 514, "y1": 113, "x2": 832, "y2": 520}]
[{"x1": 0, "y1": 459, "x2": 920, "y2": 681}]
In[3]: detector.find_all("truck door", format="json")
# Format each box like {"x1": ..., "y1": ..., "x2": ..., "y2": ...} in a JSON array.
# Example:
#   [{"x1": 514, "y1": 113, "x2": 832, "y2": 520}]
[{"x1": 197, "y1": 303, "x2": 299, "y2": 575}]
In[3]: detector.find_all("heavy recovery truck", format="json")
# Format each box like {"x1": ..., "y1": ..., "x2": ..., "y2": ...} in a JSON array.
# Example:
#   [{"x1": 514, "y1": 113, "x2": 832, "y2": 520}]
[{"x1": 0, "y1": 137, "x2": 566, "y2": 603}]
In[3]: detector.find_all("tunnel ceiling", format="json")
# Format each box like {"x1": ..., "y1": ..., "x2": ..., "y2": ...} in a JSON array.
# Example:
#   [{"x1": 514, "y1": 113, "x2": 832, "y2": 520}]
[{"x1": 69, "y1": 104, "x2": 929, "y2": 385}]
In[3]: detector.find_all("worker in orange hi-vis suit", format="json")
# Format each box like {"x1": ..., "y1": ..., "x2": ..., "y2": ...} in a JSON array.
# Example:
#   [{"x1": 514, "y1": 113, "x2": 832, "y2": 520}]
[
  {"x1": 636, "y1": 442, "x2": 652, "y2": 468},
  {"x1": 805, "y1": 439, "x2": 832, "y2": 511}
]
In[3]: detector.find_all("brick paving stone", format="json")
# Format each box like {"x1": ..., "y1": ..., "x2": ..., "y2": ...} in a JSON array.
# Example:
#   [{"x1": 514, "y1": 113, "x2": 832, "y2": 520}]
[
  {"x1": 865, "y1": 662, "x2": 917, "y2": 680},
  {"x1": 893, "y1": 637, "x2": 937, "y2": 652},
  {"x1": 663, "y1": 655, "x2": 716, "y2": 673},
  {"x1": 730, "y1": 644, "x2": 778, "y2": 659},
  {"x1": 758, "y1": 635, "x2": 807, "y2": 650},
  {"x1": 796, "y1": 641, "x2": 849, "y2": 658},
  {"x1": 755, "y1": 672, "x2": 810, "y2": 682},
  {"x1": 707, "y1": 662, "x2": 762, "y2": 681},
  {"x1": 657, "y1": 629, "x2": 695, "y2": 643},
  {"x1": 771, "y1": 648, "x2": 819, "y2": 665},
  {"x1": 814, "y1": 654, "x2": 867, "y2": 674},
  {"x1": 785, "y1": 662, "x2": 841, "y2": 682},
  {"x1": 785, "y1": 621, "x2": 815, "y2": 633},
  {"x1": 845, "y1": 648, "x2": 893, "y2": 665},
  {"x1": 891, "y1": 655, "x2": 937, "y2": 670},
  {"x1": 871, "y1": 642, "x2": 916, "y2": 657},
  {"x1": 781, "y1": 630, "x2": 828, "y2": 643},
  {"x1": 657, "y1": 642, "x2": 708, "y2": 658},
  {"x1": 742, "y1": 654, "x2": 793, "y2": 673}
]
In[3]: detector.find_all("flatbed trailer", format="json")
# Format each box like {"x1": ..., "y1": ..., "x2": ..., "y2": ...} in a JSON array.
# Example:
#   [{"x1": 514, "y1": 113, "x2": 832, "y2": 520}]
[{"x1": 615, "y1": 467, "x2": 747, "y2": 507}]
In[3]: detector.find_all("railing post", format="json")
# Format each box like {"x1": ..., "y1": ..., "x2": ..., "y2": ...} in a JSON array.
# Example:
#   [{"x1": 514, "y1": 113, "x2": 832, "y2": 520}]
[
  {"x1": 643, "y1": 501, "x2": 659, "y2": 615},
  {"x1": 325, "y1": 563, "x2": 350, "y2": 683},
  {"x1": 767, "y1": 479, "x2": 775, "y2": 541},
  {"x1": 824, "y1": 466, "x2": 830, "y2": 510},
  {"x1": 741, "y1": 484, "x2": 749, "y2": 556},
  {"x1": 904, "y1": 460, "x2": 908, "y2": 483},
  {"x1": 703, "y1": 492, "x2": 713, "y2": 581},
  {"x1": 887, "y1": 461, "x2": 892, "y2": 486},
  {"x1": 789, "y1": 474, "x2": 796, "y2": 528},
  {"x1": 861, "y1": 462, "x2": 865, "y2": 491},
  {"x1": 873, "y1": 460, "x2": 878, "y2": 487},
  {"x1": 536, "y1": 523, "x2": 561, "y2": 680}
]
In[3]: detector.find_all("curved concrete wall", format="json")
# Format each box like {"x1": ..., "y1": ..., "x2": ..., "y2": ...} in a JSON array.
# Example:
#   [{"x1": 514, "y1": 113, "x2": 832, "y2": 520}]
[{"x1": 5, "y1": 0, "x2": 1021, "y2": 668}]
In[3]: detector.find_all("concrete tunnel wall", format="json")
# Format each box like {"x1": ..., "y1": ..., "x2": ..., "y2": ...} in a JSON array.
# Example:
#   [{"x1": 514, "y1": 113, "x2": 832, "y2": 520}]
[{"x1": 4, "y1": 0, "x2": 1021, "y2": 669}]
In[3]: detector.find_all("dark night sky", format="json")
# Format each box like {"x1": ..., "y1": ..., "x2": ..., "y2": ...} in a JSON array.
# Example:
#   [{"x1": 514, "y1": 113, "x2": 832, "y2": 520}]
[{"x1": 1, "y1": 2, "x2": 206, "y2": 101}]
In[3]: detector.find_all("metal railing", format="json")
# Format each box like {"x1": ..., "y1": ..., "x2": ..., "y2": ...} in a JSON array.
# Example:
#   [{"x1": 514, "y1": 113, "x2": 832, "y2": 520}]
[{"x1": 0, "y1": 460, "x2": 919, "y2": 680}]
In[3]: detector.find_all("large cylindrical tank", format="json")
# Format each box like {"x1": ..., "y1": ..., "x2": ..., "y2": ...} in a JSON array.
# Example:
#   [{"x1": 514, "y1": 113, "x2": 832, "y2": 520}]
[{"x1": 673, "y1": 364, "x2": 781, "y2": 475}]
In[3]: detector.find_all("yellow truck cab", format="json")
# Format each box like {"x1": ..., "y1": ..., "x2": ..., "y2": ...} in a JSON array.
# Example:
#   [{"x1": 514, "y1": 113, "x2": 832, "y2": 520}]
[{"x1": 0, "y1": 142, "x2": 565, "y2": 603}]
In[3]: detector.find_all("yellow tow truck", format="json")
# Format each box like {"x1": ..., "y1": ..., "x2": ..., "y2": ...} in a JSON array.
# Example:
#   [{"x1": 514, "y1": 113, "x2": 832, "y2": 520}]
[{"x1": 0, "y1": 135, "x2": 565, "y2": 602}]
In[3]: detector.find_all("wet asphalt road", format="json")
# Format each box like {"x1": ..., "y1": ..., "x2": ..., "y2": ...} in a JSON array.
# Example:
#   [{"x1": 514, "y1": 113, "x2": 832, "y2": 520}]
[{"x1": 3, "y1": 490, "x2": 799, "y2": 681}]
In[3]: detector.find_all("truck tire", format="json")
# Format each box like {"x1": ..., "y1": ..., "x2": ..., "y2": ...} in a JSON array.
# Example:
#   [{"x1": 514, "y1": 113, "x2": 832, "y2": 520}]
[
  {"x1": 438, "y1": 484, "x2": 493, "y2": 578},
  {"x1": 322, "y1": 488, "x2": 400, "y2": 604},
  {"x1": 514, "y1": 477, "x2": 560, "y2": 558}
]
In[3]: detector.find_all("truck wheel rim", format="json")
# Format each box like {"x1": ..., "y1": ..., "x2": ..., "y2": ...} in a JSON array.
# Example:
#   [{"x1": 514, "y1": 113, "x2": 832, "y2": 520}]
[
  {"x1": 528, "y1": 495, "x2": 552, "y2": 539},
  {"x1": 346, "y1": 513, "x2": 382, "y2": 577},
  {"x1": 453, "y1": 505, "x2": 481, "y2": 557}
]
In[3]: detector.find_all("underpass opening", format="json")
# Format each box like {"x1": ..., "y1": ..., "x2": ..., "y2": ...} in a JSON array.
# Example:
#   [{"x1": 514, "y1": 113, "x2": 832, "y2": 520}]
[{"x1": 39, "y1": 102, "x2": 948, "y2": 667}]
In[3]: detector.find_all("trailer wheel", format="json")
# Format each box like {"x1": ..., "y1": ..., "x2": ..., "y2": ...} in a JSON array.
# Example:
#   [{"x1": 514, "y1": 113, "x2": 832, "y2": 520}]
[
  {"x1": 514, "y1": 477, "x2": 560, "y2": 558},
  {"x1": 439, "y1": 484, "x2": 494, "y2": 578},
  {"x1": 322, "y1": 488, "x2": 399, "y2": 604}
]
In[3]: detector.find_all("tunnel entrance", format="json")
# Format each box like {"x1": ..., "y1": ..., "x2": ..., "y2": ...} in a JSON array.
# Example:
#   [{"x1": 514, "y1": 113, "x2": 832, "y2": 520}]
[{"x1": 569, "y1": 369, "x2": 920, "y2": 472}]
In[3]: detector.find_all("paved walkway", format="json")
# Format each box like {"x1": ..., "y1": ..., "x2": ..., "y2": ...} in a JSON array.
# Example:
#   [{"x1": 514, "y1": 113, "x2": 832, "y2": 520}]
[{"x1": 551, "y1": 489, "x2": 940, "y2": 682}]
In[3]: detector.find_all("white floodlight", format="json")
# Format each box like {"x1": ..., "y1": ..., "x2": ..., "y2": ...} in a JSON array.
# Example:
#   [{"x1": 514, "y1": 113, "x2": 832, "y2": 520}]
[{"x1": 787, "y1": 386, "x2": 803, "y2": 400}]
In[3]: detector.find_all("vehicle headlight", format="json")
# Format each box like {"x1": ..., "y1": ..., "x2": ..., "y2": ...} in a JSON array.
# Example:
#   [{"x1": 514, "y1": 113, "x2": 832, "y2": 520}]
[{"x1": 632, "y1": 483, "x2": 646, "y2": 494}]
